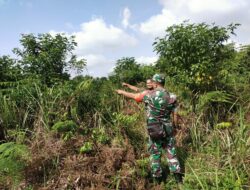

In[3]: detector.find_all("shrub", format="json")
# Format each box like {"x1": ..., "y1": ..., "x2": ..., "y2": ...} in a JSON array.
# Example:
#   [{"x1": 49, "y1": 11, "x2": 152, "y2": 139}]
[
  {"x1": 80, "y1": 142, "x2": 93, "y2": 153},
  {"x1": 0, "y1": 142, "x2": 30, "y2": 186},
  {"x1": 51, "y1": 120, "x2": 78, "y2": 133}
]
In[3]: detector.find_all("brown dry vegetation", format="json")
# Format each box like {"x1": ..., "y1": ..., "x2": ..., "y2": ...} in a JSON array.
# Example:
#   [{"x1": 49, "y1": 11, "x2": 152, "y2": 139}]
[
  {"x1": 19, "y1": 131, "x2": 155, "y2": 190},
  {"x1": 14, "y1": 113, "x2": 190, "y2": 190}
]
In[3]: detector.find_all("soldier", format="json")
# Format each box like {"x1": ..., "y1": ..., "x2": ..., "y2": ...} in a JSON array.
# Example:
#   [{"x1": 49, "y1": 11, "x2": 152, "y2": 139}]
[{"x1": 115, "y1": 74, "x2": 183, "y2": 183}]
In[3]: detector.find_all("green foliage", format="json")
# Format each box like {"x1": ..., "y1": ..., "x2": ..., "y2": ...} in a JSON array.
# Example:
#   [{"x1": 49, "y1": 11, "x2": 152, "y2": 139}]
[
  {"x1": 230, "y1": 45, "x2": 250, "y2": 108},
  {"x1": 236, "y1": 45, "x2": 250, "y2": 81},
  {"x1": 0, "y1": 25, "x2": 249, "y2": 189},
  {"x1": 198, "y1": 91, "x2": 234, "y2": 125},
  {"x1": 110, "y1": 57, "x2": 144, "y2": 84},
  {"x1": 13, "y1": 33, "x2": 86, "y2": 86},
  {"x1": 139, "y1": 64, "x2": 157, "y2": 80},
  {"x1": 186, "y1": 109, "x2": 249, "y2": 189},
  {"x1": 52, "y1": 120, "x2": 78, "y2": 133},
  {"x1": 52, "y1": 120, "x2": 78, "y2": 141},
  {"x1": 113, "y1": 112, "x2": 146, "y2": 152},
  {"x1": 0, "y1": 142, "x2": 30, "y2": 185},
  {"x1": 0, "y1": 56, "x2": 21, "y2": 83},
  {"x1": 113, "y1": 112, "x2": 138, "y2": 127},
  {"x1": 76, "y1": 76, "x2": 119, "y2": 123},
  {"x1": 198, "y1": 91, "x2": 233, "y2": 110},
  {"x1": 0, "y1": 56, "x2": 22, "y2": 97},
  {"x1": 91, "y1": 127, "x2": 110, "y2": 144},
  {"x1": 80, "y1": 142, "x2": 93, "y2": 153},
  {"x1": 154, "y1": 22, "x2": 238, "y2": 94},
  {"x1": 76, "y1": 78, "x2": 101, "y2": 119},
  {"x1": 136, "y1": 157, "x2": 149, "y2": 177},
  {"x1": 215, "y1": 122, "x2": 232, "y2": 129},
  {"x1": 0, "y1": 94, "x2": 17, "y2": 129}
]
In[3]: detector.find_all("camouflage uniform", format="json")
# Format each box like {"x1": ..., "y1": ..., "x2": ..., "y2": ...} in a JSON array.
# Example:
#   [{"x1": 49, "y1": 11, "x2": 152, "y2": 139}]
[
  {"x1": 135, "y1": 75, "x2": 181, "y2": 178},
  {"x1": 145, "y1": 88, "x2": 181, "y2": 177}
]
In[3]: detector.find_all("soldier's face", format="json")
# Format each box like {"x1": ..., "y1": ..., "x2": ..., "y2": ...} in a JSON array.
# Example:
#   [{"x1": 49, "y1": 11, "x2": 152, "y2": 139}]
[{"x1": 146, "y1": 80, "x2": 154, "y2": 90}]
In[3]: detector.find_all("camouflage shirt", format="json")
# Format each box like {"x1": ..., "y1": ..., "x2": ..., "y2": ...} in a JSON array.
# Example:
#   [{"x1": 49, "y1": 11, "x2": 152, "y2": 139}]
[{"x1": 135, "y1": 87, "x2": 176, "y2": 125}]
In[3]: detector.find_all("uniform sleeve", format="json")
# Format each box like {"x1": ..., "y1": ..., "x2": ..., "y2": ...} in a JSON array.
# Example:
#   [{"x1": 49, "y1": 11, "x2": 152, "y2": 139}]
[
  {"x1": 169, "y1": 93, "x2": 178, "y2": 112},
  {"x1": 134, "y1": 90, "x2": 148, "y2": 102}
]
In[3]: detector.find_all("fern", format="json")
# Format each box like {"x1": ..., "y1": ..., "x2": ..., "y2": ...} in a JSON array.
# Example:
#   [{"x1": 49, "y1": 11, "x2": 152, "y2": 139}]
[
  {"x1": 197, "y1": 91, "x2": 235, "y2": 126},
  {"x1": 0, "y1": 142, "x2": 30, "y2": 185},
  {"x1": 197, "y1": 91, "x2": 233, "y2": 110}
]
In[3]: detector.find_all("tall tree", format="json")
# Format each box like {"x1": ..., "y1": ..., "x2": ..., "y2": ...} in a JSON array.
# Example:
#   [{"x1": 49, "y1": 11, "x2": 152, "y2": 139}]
[
  {"x1": 0, "y1": 56, "x2": 22, "y2": 93},
  {"x1": 13, "y1": 33, "x2": 86, "y2": 86},
  {"x1": 0, "y1": 56, "x2": 21, "y2": 82},
  {"x1": 153, "y1": 22, "x2": 239, "y2": 95},
  {"x1": 110, "y1": 57, "x2": 144, "y2": 85}
]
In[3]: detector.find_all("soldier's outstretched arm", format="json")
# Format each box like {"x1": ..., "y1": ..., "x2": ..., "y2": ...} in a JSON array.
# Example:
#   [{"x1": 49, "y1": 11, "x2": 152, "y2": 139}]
[
  {"x1": 122, "y1": 82, "x2": 139, "y2": 92},
  {"x1": 115, "y1": 89, "x2": 137, "y2": 99}
]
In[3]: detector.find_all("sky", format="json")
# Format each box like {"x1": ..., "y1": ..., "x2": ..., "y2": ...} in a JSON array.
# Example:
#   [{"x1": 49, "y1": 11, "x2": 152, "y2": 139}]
[{"x1": 0, "y1": 0, "x2": 250, "y2": 77}]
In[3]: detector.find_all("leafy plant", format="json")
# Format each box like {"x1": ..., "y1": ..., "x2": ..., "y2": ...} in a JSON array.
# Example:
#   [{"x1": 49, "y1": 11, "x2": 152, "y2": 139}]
[
  {"x1": 0, "y1": 142, "x2": 30, "y2": 186},
  {"x1": 154, "y1": 22, "x2": 239, "y2": 110},
  {"x1": 136, "y1": 157, "x2": 149, "y2": 177},
  {"x1": 91, "y1": 127, "x2": 110, "y2": 144},
  {"x1": 52, "y1": 120, "x2": 78, "y2": 133},
  {"x1": 13, "y1": 33, "x2": 86, "y2": 87},
  {"x1": 80, "y1": 142, "x2": 93, "y2": 153}
]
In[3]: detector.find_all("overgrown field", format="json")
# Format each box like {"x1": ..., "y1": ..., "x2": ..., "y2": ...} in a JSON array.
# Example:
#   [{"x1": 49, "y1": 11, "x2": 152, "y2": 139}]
[{"x1": 0, "y1": 22, "x2": 249, "y2": 189}]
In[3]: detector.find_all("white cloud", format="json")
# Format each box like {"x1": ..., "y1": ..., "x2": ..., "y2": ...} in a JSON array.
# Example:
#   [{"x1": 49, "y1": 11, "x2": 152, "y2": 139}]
[
  {"x1": 139, "y1": 9, "x2": 181, "y2": 38},
  {"x1": 136, "y1": 56, "x2": 158, "y2": 65},
  {"x1": 159, "y1": 0, "x2": 247, "y2": 13},
  {"x1": 49, "y1": 18, "x2": 139, "y2": 77},
  {"x1": 83, "y1": 54, "x2": 109, "y2": 68},
  {"x1": 49, "y1": 30, "x2": 67, "y2": 37},
  {"x1": 78, "y1": 54, "x2": 115, "y2": 77},
  {"x1": 140, "y1": 0, "x2": 250, "y2": 45},
  {"x1": 187, "y1": 0, "x2": 247, "y2": 13},
  {"x1": 74, "y1": 18, "x2": 137, "y2": 55},
  {"x1": 122, "y1": 7, "x2": 131, "y2": 28}
]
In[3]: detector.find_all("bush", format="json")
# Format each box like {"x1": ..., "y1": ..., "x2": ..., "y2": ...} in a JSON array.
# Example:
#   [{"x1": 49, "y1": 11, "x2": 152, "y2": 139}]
[
  {"x1": 51, "y1": 120, "x2": 78, "y2": 133},
  {"x1": 0, "y1": 142, "x2": 30, "y2": 186},
  {"x1": 80, "y1": 142, "x2": 93, "y2": 153}
]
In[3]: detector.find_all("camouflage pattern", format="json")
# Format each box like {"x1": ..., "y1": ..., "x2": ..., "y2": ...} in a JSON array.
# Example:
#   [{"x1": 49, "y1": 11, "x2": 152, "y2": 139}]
[
  {"x1": 143, "y1": 88, "x2": 175, "y2": 125},
  {"x1": 148, "y1": 131, "x2": 181, "y2": 177},
  {"x1": 142, "y1": 88, "x2": 181, "y2": 177},
  {"x1": 152, "y1": 73, "x2": 165, "y2": 84}
]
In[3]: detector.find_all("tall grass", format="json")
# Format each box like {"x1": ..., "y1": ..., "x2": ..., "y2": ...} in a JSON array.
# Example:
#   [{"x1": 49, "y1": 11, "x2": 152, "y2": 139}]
[{"x1": 185, "y1": 108, "x2": 249, "y2": 189}]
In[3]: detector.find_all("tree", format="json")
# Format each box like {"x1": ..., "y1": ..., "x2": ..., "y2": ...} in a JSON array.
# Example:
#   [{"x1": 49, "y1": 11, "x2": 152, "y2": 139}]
[
  {"x1": 110, "y1": 57, "x2": 144, "y2": 85},
  {"x1": 0, "y1": 56, "x2": 22, "y2": 94},
  {"x1": 139, "y1": 64, "x2": 157, "y2": 81},
  {"x1": 154, "y1": 22, "x2": 238, "y2": 94},
  {"x1": 13, "y1": 33, "x2": 86, "y2": 86},
  {"x1": 0, "y1": 56, "x2": 21, "y2": 82},
  {"x1": 230, "y1": 45, "x2": 250, "y2": 106},
  {"x1": 0, "y1": 56, "x2": 21, "y2": 141},
  {"x1": 237, "y1": 45, "x2": 250, "y2": 83}
]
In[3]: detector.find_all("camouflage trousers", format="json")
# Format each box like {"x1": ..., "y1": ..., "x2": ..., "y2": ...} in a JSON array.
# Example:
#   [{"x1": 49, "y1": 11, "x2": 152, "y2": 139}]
[{"x1": 148, "y1": 135, "x2": 181, "y2": 178}]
